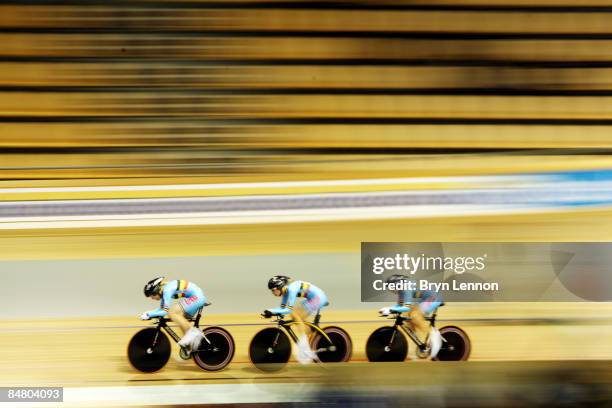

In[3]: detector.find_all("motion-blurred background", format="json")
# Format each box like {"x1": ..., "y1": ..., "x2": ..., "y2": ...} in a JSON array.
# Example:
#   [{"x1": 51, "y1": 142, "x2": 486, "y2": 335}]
[
  {"x1": 1, "y1": 1, "x2": 612, "y2": 407},
  {"x1": 4, "y1": 0, "x2": 612, "y2": 184}
]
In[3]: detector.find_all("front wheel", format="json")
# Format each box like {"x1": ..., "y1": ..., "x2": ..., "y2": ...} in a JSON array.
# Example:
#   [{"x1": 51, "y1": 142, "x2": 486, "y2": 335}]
[
  {"x1": 366, "y1": 326, "x2": 408, "y2": 362},
  {"x1": 193, "y1": 326, "x2": 235, "y2": 371},
  {"x1": 249, "y1": 327, "x2": 291, "y2": 372},
  {"x1": 127, "y1": 328, "x2": 171, "y2": 373},
  {"x1": 433, "y1": 325, "x2": 471, "y2": 361},
  {"x1": 311, "y1": 326, "x2": 352, "y2": 363}
]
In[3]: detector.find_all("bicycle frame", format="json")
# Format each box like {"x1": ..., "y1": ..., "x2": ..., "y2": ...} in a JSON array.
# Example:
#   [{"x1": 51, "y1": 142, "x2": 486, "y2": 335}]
[
  {"x1": 387, "y1": 311, "x2": 438, "y2": 351},
  {"x1": 268, "y1": 314, "x2": 332, "y2": 346},
  {"x1": 150, "y1": 310, "x2": 212, "y2": 349}
]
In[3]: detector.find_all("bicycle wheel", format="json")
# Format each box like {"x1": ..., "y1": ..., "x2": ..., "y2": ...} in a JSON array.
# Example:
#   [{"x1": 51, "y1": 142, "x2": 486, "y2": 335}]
[
  {"x1": 311, "y1": 326, "x2": 352, "y2": 363},
  {"x1": 249, "y1": 327, "x2": 291, "y2": 372},
  {"x1": 193, "y1": 326, "x2": 235, "y2": 371},
  {"x1": 366, "y1": 326, "x2": 408, "y2": 362},
  {"x1": 434, "y1": 325, "x2": 471, "y2": 361},
  {"x1": 127, "y1": 328, "x2": 171, "y2": 373}
]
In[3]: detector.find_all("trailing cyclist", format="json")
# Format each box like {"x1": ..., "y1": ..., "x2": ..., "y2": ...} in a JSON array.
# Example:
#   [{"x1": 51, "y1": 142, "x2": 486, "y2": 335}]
[
  {"x1": 379, "y1": 274, "x2": 443, "y2": 359},
  {"x1": 141, "y1": 276, "x2": 206, "y2": 352},
  {"x1": 264, "y1": 275, "x2": 328, "y2": 364}
]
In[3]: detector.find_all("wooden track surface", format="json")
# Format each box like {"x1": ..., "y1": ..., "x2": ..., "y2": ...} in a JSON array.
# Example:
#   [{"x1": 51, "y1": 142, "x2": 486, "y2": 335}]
[{"x1": 1, "y1": 306, "x2": 611, "y2": 388}]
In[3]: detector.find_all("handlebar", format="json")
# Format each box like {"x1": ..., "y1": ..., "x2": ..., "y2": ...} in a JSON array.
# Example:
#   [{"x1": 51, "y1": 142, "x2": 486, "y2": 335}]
[
  {"x1": 379, "y1": 310, "x2": 402, "y2": 316},
  {"x1": 379, "y1": 311, "x2": 409, "y2": 320},
  {"x1": 261, "y1": 310, "x2": 284, "y2": 319}
]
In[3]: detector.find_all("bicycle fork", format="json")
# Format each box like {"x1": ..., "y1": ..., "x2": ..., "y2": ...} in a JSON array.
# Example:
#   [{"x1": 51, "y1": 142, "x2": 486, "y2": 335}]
[
  {"x1": 266, "y1": 327, "x2": 292, "y2": 354},
  {"x1": 146, "y1": 329, "x2": 164, "y2": 355},
  {"x1": 196, "y1": 333, "x2": 217, "y2": 352}
]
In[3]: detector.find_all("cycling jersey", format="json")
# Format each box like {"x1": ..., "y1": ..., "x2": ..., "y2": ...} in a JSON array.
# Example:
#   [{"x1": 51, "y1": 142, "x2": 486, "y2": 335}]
[
  {"x1": 391, "y1": 287, "x2": 442, "y2": 315},
  {"x1": 147, "y1": 279, "x2": 206, "y2": 318},
  {"x1": 269, "y1": 280, "x2": 328, "y2": 316}
]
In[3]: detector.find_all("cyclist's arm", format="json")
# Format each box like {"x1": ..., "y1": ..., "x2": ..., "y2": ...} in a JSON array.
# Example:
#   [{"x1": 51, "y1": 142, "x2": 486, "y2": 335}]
[
  {"x1": 268, "y1": 283, "x2": 296, "y2": 315},
  {"x1": 146, "y1": 307, "x2": 167, "y2": 318},
  {"x1": 147, "y1": 281, "x2": 177, "y2": 318}
]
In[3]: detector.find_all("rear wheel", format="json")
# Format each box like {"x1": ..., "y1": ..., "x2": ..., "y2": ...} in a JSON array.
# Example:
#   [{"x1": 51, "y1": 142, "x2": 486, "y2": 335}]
[
  {"x1": 127, "y1": 328, "x2": 171, "y2": 373},
  {"x1": 249, "y1": 327, "x2": 291, "y2": 372},
  {"x1": 193, "y1": 326, "x2": 235, "y2": 371},
  {"x1": 311, "y1": 326, "x2": 352, "y2": 363},
  {"x1": 366, "y1": 326, "x2": 408, "y2": 362},
  {"x1": 434, "y1": 325, "x2": 471, "y2": 361}
]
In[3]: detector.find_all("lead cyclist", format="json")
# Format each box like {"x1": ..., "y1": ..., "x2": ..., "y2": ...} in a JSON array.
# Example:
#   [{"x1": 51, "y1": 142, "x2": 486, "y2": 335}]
[
  {"x1": 141, "y1": 276, "x2": 206, "y2": 351},
  {"x1": 379, "y1": 274, "x2": 443, "y2": 359}
]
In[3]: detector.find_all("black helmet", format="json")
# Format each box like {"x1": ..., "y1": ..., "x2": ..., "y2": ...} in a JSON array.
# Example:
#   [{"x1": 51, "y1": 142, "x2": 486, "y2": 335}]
[
  {"x1": 268, "y1": 275, "x2": 290, "y2": 290},
  {"x1": 386, "y1": 274, "x2": 409, "y2": 285},
  {"x1": 144, "y1": 276, "x2": 165, "y2": 297}
]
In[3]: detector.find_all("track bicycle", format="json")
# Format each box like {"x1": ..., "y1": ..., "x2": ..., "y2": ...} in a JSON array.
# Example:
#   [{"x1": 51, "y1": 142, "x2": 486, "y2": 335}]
[
  {"x1": 249, "y1": 310, "x2": 352, "y2": 372},
  {"x1": 127, "y1": 302, "x2": 235, "y2": 372},
  {"x1": 366, "y1": 303, "x2": 471, "y2": 362}
]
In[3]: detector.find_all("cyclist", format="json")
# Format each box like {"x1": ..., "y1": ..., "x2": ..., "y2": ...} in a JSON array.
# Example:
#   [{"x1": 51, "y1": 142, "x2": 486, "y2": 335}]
[
  {"x1": 379, "y1": 274, "x2": 442, "y2": 359},
  {"x1": 264, "y1": 275, "x2": 328, "y2": 364},
  {"x1": 141, "y1": 276, "x2": 206, "y2": 351}
]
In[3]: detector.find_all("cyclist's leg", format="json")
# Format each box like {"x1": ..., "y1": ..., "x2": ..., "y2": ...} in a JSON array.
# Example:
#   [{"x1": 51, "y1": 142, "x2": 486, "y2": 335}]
[
  {"x1": 174, "y1": 294, "x2": 206, "y2": 349},
  {"x1": 310, "y1": 293, "x2": 328, "y2": 328},
  {"x1": 293, "y1": 294, "x2": 326, "y2": 336},
  {"x1": 291, "y1": 300, "x2": 321, "y2": 363},
  {"x1": 408, "y1": 306, "x2": 429, "y2": 342},
  {"x1": 419, "y1": 299, "x2": 442, "y2": 321},
  {"x1": 179, "y1": 294, "x2": 206, "y2": 349},
  {"x1": 179, "y1": 294, "x2": 205, "y2": 321},
  {"x1": 418, "y1": 300, "x2": 443, "y2": 357},
  {"x1": 168, "y1": 302, "x2": 191, "y2": 335},
  {"x1": 290, "y1": 301, "x2": 311, "y2": 340}
]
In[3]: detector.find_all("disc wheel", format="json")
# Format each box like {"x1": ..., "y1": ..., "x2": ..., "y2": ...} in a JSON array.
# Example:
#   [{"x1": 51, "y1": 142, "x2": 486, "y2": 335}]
[
  {"x1": 193, "y1": 326, "x2": 235, "y2": 371},
  {"x1": 249, "y1": 327, "x2": 291, "y2": 372},
  {"x1": 127, "y1": 328, "x2": 171, "y2": 373},
  {"x1": 311, "y1": 326, "x2": 352, "y2": 363},
  {"x1": 366, "y1": 326, "x2": 408, "y2": 362},
  {"x1": 434, "y1": 325, "x2": 471, "y2": 361}
]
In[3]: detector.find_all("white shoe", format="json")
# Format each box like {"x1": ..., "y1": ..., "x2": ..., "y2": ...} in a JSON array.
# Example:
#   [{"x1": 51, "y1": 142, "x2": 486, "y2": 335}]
[
  {"x1": 292, "y1": 346, "x2": 311, "y2": 364},
  {"x1": 178, "y1": 328, "x2": 198, "y2": 348},
  {"x1": 190, "y1": 331, "x2": 204, "y2": 351},
  {"x1": 297, "y1": 349, "x2": 313, "y2": 364},
  {"x1": 296, "y1": 343, "x2": 315, "y2": 364},
  {"x1": 306, "y1": 348, "x2": 318, "y2": 362},
  {"x1": 295, "y1": 335, "x2": 314, "y2": 365},
  {"x1": 429, "y1": 327, "x2": 442, "y2": 359}
]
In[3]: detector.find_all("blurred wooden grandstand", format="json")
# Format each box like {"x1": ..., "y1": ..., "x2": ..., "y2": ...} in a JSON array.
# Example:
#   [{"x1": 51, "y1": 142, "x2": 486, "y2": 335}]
[{"x1": 3, "y1": 0, "x2": 612, "y2": 184}]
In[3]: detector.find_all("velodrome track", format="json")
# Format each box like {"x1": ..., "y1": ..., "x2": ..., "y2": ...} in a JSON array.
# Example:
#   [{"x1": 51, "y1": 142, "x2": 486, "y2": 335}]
[
  {"x1": 2, "y1": 172, "x2": 612, "y2": 406},
  {"x1": 1, "y1": 306, "x2": 612, "y2": 406}
]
